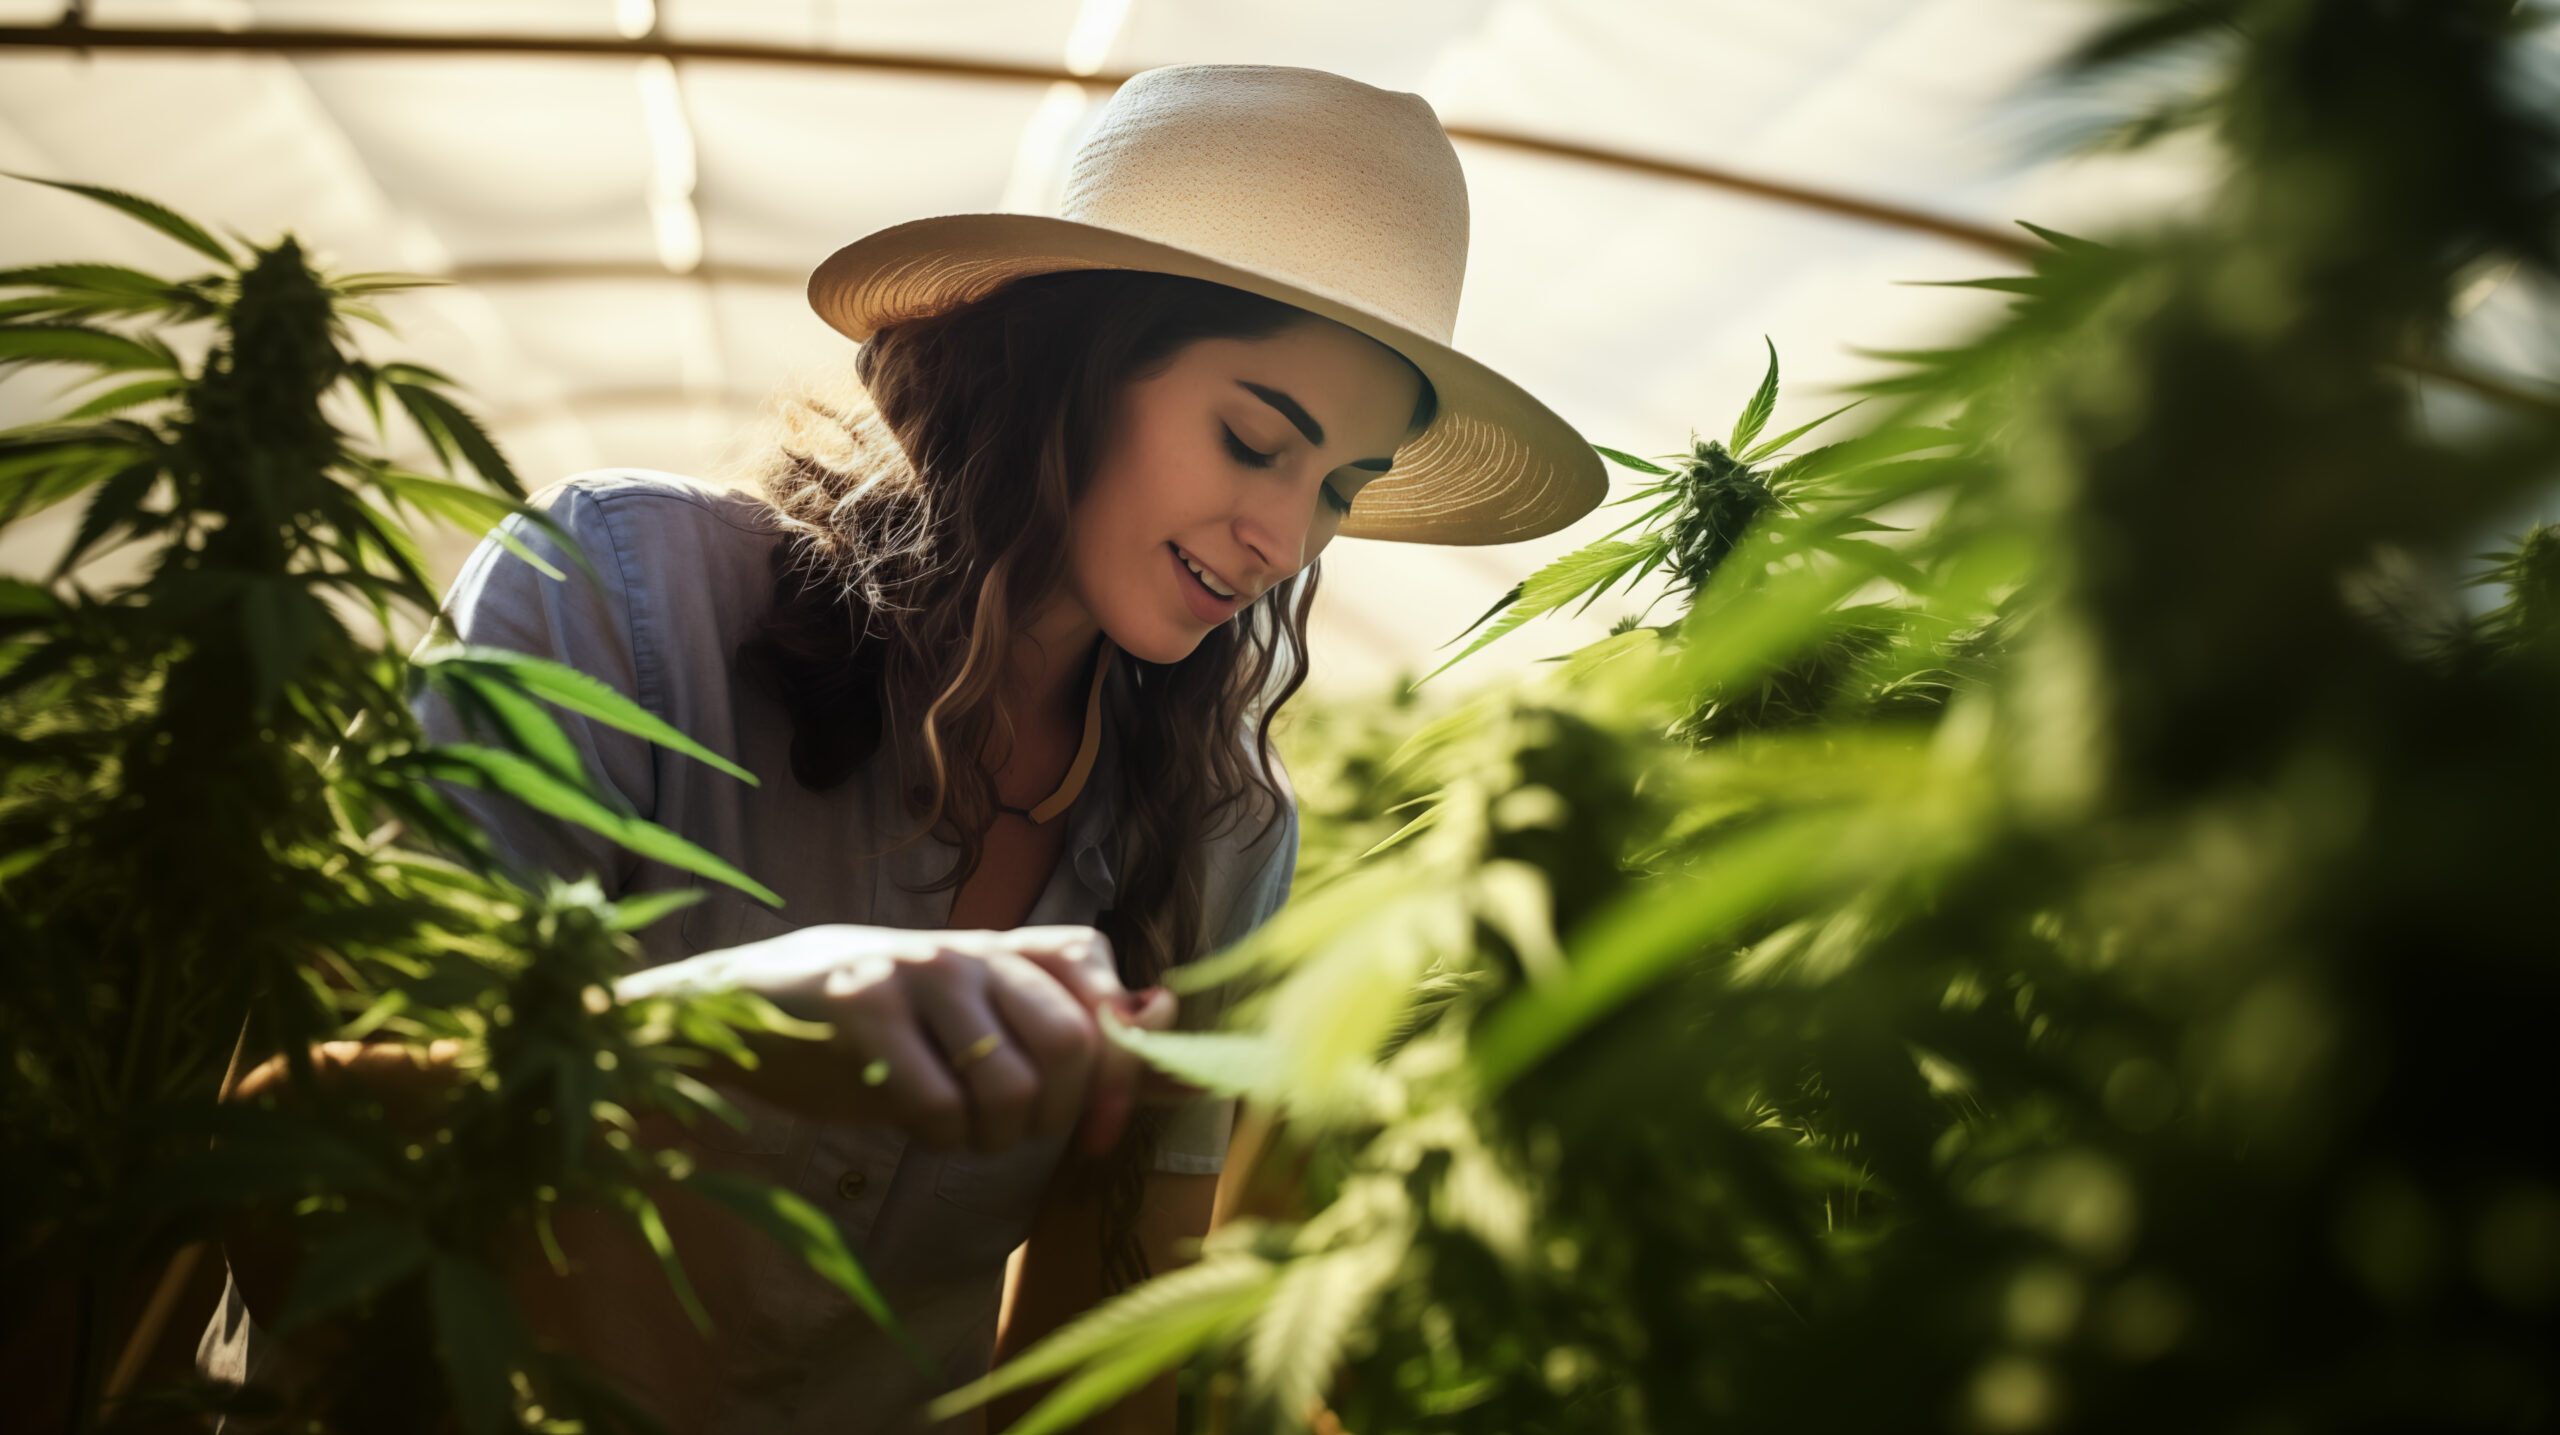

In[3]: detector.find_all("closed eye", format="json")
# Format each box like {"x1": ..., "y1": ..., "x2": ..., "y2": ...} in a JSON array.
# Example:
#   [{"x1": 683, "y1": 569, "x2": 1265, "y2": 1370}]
[
  {"x1": 1222, "y1": 426, "x2": 1277, "y2": 469},
  {"x1": 1226, "y1": 423, "x2": 1353, "y2": 515}
]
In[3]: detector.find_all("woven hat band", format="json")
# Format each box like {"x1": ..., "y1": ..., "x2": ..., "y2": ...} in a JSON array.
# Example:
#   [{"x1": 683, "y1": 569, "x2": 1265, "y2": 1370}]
[{"x1": 1060, "y1": 65, "x2": 1470, "y2": 346}]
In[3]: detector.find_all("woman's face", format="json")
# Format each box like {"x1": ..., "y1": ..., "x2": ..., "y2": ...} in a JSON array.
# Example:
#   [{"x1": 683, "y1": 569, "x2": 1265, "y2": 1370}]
[{"x1": 1066, "y1": 316, "x2": 1424, "y2": 665}]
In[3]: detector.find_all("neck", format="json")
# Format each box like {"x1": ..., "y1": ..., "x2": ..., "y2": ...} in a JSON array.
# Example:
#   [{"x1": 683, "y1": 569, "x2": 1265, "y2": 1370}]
[{"x1": 1006, "y1": 591, "x2": 1103, "y2": 732}]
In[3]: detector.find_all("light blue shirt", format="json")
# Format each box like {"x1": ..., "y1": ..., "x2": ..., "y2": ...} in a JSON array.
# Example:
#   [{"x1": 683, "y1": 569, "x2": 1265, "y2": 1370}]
[{"x1": 203, "y1": 471, "x2": 1297, "y2": 1433}]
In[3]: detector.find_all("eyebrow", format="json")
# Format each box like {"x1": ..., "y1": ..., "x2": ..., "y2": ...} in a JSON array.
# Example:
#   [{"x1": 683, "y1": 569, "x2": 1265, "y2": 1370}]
[{"x1": 1238, "y1": 381, "x2": 1396, "y2": 472}]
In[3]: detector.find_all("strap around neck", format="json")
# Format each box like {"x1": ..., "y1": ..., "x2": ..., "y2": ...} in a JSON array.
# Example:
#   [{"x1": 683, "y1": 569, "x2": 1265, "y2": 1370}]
[{"x1": 1002, "y1": 638, "x2": 1115, "y2": 825}]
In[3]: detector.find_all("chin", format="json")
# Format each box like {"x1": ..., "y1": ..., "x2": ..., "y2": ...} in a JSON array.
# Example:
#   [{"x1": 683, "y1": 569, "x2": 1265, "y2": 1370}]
[{"x1": 1108, "y1": 620, "x2": 1211, "y2": 667}]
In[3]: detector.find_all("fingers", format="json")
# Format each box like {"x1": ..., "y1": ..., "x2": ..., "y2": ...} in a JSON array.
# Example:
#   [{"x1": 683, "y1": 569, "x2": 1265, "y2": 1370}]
[
  {"x1": 1006, "y1": 925, "x2": 1130, "y2": 1015},
  {"x1": 1007, "y1": 928, "x2": 1140, "y2": 1154},
  {"x1": 985, "y1": 955, "x2": 1100, "y2": 1142},
  {"x1": 1077, "y1": 984, "x2": 1174, "y2": 1158},
  {"x1": 823, "y1": 962, "x2": 968, "y2": 1150},
  {"x1": 795, "y1": 925, "x2": 1147, "y2": 1154},
  {"x1": 1128, "y1": 986, "x2": 1177, "y2": 1032},
  {"x1": 906, "y1": 955, "x2": 1041, "y2": 1153}
]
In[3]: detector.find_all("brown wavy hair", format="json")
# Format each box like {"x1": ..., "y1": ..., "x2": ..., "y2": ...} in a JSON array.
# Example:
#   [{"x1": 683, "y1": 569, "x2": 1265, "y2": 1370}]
[{"x1": 734, "y1": 268, "x2": 1434, "y2": 1283}]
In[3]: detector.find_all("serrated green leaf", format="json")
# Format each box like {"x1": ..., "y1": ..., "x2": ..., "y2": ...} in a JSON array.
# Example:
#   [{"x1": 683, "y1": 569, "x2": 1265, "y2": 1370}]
[
  {"x1": 0, "y1": 577, "x2": 57, "y2": 617},
  {"x1": 1904, "y1": 275, "x2": 2048, "y2": 295},
  {"x1": 371, "y1": 468, "x2": 568, "y2": 581},
  {"x1": 421, "y1": 645, "x2": 758, "y2": 785},
  {"x1": 606, "y1": 887, "x2": 706, "y2": 932},
  {"x1": 1357, "y1": 799, "x2": 1444, "y2": 859},
  {"x1": 388, "y1": 379, "x2": 524, "y2": 497},
  {"x1": 343, "y1": 360, "x2": 387, "y2": 433},
  {"x1": 416, "y1": 744, "x2": 780, "y2": 905},
  {"x1": 378, "y1": 359, "x2": 461, "y2": 387},
  {"x1": 1592, "y1": 444, "x2": 1674, "y2": 476},
  {"x1": 335, "y1": 496, "x2": 440, "y2": 610},
  {"x1": 1102, "y1": 1021, "x2": 1283, "y2": 1098},
  {"x1": 1729, "y1": 338, "x2": 1780, "y2": 454},
  {"x1": 0, "y1": 261, "x2": 177, "y2": 295},
  {"x1": 336, "y1": 271, "x2": 447, "y2": 296},
  {"x1": 1473, "y1": 811, "x2": 1849, "y2": 1089},
  {"x1": 2015, "y1": 219, "x2": 2102, "y2": 252},
  {"x1": 55, "y1": 459, "x2": 158, "y2": 574},
  {"x1": 0, "y1": 263, "x2": 197, "y2": 322},
  {"x1": 933, "y1": 1256, "x2": 1275, "y2": 1423},
  {"x1": 450, "y1": 670, "x2": 591, "y2": 788},
  {"x1": 1001, "y1": 1323, "x2": 1221, "y2": 1435},
  {"x1": 1, "y1": 440, "x2": 149, "y2": 525},
  {"x1": 680, "y1": 1171, "x2": 924, "y2": 1368},
  {"x1": 1811, "y1": 534, "x2": 1927, "y2": 590},
  {"x1": 618, "y1": 1189, "x2": 711, "y2": 1333},
  {"x1": 0, "y1": 322, "x2": 177, "y2": 375},
  {"x1": 5, "y1": 173, "x2": 235, "y2": 264},
  {"x1": 60, "y1": 375, "x2": 184, "y2": 420},
  {"x1": 1742, "y1": 399, "x2": 1861, "y2": 465},
  {"x1": 1419, "y1": 540, "x2": 1665, "y2": 684},
  {"x1": 1771, "y1": 425, "x2": 1959, "y2": 487},
  {"x1": 1435, "y1": 582, "x2": 1522, "y2": 654},
  {"x1": 1597, "y1": 492, "x2": 1685, "y2": 543},
  {"x1": 1247, "y1": 1235, "x2": 1407, "y2": 1420}
]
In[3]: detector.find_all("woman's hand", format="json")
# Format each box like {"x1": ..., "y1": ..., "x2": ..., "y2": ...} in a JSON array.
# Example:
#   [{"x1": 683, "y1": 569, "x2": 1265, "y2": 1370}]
[
  {"x1": 228, "y1": 1037, "x2": 468, "y2": 1126},
  {"x1": 221, "y1": 1038, "x2": 470, "y2": 1325},
  {"x1": 617, "y1": 924, "x2": 1176, "y2": 1156}
]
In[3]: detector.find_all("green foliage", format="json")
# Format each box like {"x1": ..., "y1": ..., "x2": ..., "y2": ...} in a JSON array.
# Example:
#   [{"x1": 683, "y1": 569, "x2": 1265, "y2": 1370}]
[
  {"x1": 1423, "y1": 342, "x2": 1888, "y2": 685},
  {"x1": 2472, "y1": 521, "x2": 2560, "y2": 660},
  {"x1": 964, "y1": 2, "x2": 2560, "y2": 1431},
  {"x1": 0, "y1": 181, "x2": 890, "y2": 1431}
]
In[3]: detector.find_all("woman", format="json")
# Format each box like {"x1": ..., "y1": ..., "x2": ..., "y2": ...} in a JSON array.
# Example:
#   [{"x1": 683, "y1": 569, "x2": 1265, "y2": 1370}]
[{"x1": 205, "y1": 62, "x2": 1600, "y2": 1433}]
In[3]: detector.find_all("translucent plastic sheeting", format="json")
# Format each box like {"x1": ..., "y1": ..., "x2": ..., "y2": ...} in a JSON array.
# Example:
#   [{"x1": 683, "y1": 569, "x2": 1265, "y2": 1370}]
[{"x1": 1, "y1": 0, "x2": 2246, "y2": 691}]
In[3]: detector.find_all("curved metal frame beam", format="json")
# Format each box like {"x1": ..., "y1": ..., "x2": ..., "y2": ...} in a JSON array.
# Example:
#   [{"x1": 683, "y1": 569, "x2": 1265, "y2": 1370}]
[{"x1": 0, "y1": 21, "x2": 2037, "y2": 259}]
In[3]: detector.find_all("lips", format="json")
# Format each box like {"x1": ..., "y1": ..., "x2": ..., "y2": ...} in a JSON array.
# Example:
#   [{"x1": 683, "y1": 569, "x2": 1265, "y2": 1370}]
[{"x1": 1168, "y1": 542, "x2": 1242, "y2": 624}]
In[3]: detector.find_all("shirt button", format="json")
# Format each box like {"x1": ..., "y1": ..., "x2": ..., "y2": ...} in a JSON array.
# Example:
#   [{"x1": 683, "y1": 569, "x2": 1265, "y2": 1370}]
[{"x1": 836, "y1": 1170, "x2": 868, "y2": 1201}]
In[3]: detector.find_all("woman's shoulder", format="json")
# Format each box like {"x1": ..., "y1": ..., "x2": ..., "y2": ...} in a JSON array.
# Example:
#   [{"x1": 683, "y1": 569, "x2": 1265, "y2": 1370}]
[
  {"x1": 445, "y1": 469, "x2": 792, "y2": 682},
  {"x1": 529, "y1": 469, "x2": 785, "y2": 549},
  {"x1": 1198, "y1": 745, "x2": 1299, "y2": 936},
  {"x1": 519, "y1": 469, "x2": 787, "y2": 608}
]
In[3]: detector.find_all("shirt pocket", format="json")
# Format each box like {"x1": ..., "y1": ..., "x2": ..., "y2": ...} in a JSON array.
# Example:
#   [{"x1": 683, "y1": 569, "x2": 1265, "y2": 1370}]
[
  {"x1": 685, "y1": 1085, "x2": 801, "y2": 1159},
  {"x1": 931, "y1": 1137, "x2": 1067, "y2": 1261}
]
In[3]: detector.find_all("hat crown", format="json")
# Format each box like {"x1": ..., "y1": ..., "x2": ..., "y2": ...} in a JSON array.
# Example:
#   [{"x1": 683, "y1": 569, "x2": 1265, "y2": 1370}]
[{"x1": 1060, "y1": 65, "x2": 1470, "y2": 344}]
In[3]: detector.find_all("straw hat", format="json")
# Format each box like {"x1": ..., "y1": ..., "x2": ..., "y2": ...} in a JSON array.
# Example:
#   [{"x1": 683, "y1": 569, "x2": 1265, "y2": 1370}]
[{"x1": 807, "y1": 64, "x2": 1604, "y2": 546}]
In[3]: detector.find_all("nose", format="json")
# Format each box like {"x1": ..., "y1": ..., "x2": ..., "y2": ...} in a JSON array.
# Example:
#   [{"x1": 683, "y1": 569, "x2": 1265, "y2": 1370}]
[{"x1": 1231, "y1": 469, "x2": 1325, "y2": 589}]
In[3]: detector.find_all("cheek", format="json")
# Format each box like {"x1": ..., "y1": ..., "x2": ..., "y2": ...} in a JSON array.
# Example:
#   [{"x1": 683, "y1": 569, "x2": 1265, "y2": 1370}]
[
  {"x1": 1087, "y1": 427, "x2": 1204, "y2": 543},
  {"x1": 1069, "y1": 440, "x2": 1177, "y2": 603},
  {"x1": 1075, "y1": 458, "x2": 1156, "y2": 567}
]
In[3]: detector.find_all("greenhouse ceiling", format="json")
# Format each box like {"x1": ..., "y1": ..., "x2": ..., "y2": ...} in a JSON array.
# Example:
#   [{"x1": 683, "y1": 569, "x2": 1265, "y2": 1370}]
[{"x1": 0, "y1": 0, "x2": 2362, "y2": 689}]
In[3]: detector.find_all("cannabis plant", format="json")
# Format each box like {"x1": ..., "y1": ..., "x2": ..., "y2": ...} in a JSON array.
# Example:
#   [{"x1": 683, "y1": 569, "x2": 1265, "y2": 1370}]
[
  {"x1": 946, "y1": 2, "x2": 2560, "y2": 1432},
  {"x1": 0, "y1": 181, "x2": 893, "y2": 1433}
]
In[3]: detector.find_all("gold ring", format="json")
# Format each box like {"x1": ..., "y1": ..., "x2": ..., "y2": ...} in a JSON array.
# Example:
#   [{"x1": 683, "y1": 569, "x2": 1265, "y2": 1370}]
[{"x1": 950, "y1": 1032, "x2": 1004, "y2": 1075}]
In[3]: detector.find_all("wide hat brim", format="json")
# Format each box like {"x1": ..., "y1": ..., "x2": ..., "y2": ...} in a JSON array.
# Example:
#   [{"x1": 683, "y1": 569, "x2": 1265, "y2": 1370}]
[{"x1": 808, "y1": 212, "x2": 1604, "y2": 546}]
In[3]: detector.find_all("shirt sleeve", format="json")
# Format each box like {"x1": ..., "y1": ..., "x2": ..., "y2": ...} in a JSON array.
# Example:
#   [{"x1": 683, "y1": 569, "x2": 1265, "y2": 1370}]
[
  {"x1": 1149, "y1": 800, "x2": 1299, "y2": 1176},
  {"x1": 413, "y1": 481, "x2": 658, "y2": 898}
]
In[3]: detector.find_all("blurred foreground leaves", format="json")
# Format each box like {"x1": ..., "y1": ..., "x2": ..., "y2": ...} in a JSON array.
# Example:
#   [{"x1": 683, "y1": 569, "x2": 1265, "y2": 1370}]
[
  {"x1": 961, "y1": 2, "x2": 2560, "y2": 1432},
  {"x1": 0, "y1": 179, "x2": 893, "y2": 1432}
]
